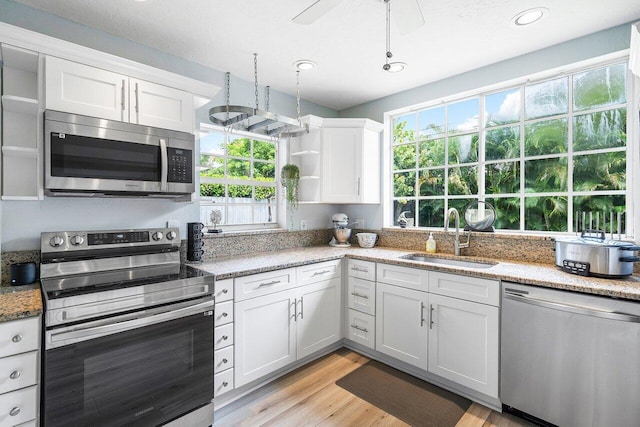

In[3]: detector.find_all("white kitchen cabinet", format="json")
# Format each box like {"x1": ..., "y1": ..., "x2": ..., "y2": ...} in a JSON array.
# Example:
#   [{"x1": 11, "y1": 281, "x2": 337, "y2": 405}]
[
  {"x1": 320, "y1": 118, "x2": 383, "y2": 204},
  {"x1": 45, "y1": 56, "x2": 193, "y2": 132},
  {"x1": 375, "y1": 283, "x2": 428, "y2": 370},
  {"x1": 346, "y1": 309, "x2": 376, "y2": 349},
  {"x1": 347, "y1": 277, "x2": 376, "y2": 316},
  {"x1": 289, "y1": 115, "x2": 323, "y2": 203},
  {"x1": 427, "y1": 293, "x2": 499, "y2": 398},
  {"x1": 296, "y1": 277, "x2": 342, "y2": 359}
]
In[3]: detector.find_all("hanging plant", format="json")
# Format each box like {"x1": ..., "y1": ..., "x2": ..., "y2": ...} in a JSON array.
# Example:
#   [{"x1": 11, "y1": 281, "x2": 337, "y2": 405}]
[{"x1": 280, "y1": 164, "x2": 300, "y2": 210}]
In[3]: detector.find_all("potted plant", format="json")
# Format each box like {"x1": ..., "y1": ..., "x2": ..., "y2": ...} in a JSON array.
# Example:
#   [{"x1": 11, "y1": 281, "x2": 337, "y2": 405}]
[{"x1": 281, "y1": 164, "x2": 300, "y2": 229}]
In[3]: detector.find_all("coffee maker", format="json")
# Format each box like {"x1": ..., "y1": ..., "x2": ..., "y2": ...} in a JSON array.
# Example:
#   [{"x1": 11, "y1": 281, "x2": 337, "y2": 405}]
[{"x1": 330, "y1": 213, "x2": 351, "y2": 247}]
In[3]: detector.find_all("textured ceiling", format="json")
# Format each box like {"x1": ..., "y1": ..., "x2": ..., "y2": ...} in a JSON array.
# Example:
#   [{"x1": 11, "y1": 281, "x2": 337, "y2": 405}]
[{"x1": 9, "y1": 0, "x2": 640, "y2": 110}]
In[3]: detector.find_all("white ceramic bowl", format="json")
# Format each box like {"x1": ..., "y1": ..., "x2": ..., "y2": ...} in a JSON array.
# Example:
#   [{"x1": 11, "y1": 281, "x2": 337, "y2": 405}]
[{"x1": 356, "y1": 233, "x2": 377, "y2": 248}]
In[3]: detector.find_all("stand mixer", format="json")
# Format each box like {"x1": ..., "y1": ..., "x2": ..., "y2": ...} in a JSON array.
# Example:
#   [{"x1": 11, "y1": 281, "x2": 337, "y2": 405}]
[{"x1": 330, "y1": 213, "x2": 352, "y2": 247}]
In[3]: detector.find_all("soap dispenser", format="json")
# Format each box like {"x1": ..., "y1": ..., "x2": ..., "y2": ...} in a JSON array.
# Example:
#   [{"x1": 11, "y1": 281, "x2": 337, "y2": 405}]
[{"x1": 426, "y1": 233, "x2": 436, "y2": 253}]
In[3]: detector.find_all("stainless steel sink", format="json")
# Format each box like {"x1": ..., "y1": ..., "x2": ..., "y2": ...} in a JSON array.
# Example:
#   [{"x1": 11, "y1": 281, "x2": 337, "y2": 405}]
[{"x1": 400, "y1": 254, "x2": 497, "y2": 269}]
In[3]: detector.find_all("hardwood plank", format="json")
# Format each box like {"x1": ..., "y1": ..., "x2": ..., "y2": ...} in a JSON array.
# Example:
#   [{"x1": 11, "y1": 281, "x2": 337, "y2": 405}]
[
  {"x1": 483, "y1": 411, "x2": 537, "y2": 427},
  {"x1": 316, "y1": 395, "x2": 409, "y2": 427},
  {"x1": 456, "y1": 403, "x2": 492, "y2": 427}
]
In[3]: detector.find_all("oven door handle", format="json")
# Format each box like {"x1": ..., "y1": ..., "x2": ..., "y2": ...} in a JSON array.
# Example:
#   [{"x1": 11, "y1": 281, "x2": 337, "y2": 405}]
[
  {"x1": 47, "y1": 298, "x2": 214, "y2": 348},
  {"x1": 160, "y1": 138, "x2": 168, "y2": 192}
]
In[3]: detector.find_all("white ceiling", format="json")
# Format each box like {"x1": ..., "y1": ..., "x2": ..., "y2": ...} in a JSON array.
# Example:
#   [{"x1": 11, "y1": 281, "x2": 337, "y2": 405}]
[{"x1": 10, "y1": 0, "x2": 640, "y2": 111}]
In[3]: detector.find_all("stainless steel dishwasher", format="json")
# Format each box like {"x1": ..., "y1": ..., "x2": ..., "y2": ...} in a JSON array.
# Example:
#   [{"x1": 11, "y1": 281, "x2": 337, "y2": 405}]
[{"x1": 501, "y1": 282, "x2": 640, "y2": 427}]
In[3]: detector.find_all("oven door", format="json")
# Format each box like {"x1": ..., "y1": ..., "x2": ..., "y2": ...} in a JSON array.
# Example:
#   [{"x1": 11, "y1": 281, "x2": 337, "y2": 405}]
[{"x1": 43, "y1": 298, "x2": 214, "y2": 427}]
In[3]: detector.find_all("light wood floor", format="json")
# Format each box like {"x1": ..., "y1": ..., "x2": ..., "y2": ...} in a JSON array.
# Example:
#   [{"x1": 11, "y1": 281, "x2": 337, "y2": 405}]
[{"x1": 214, "y1": 348, "x2": 535, "y2": 427}]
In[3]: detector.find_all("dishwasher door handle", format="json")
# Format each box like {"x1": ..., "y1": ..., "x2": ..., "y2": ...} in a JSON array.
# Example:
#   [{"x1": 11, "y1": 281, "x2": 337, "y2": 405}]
[{"x1": 504, "y1": 291, "x2": 640, "y2": 323}]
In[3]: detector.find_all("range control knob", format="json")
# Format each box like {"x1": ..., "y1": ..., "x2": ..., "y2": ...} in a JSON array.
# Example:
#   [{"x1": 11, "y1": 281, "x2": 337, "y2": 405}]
[
  {"x1": 166, "y1": 231, "x2": 177, "y2": 240},
  {"x1": 49, "y1": 236, "x2": 64, "y2": 248},
  {"x1": 152, "y1": 231, "x2": 164, "y2": 241},
  {"x1": 70, "y1": 235, "x2": 84, "y2": 246}
]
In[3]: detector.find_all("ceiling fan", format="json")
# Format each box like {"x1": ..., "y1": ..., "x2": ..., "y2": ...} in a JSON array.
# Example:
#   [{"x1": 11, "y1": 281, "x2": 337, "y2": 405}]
[{"x1": 292, "y1": 0, "x2": 425, "y2": 35}]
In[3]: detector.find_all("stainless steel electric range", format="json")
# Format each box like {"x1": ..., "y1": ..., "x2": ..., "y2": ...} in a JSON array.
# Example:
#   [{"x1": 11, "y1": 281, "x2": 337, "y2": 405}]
[{"x1": 39, "y1": 227, "x2": 214, "y2": 427}]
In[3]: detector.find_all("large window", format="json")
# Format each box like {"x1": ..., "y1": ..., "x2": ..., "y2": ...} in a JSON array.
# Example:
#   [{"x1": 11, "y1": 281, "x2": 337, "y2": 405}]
[
  {"x1": 392, "y1": 61, "x2": 628, "y2": 234},
  {"x1": 199, "y1": 128, "x2": 278, "y2": 229}
]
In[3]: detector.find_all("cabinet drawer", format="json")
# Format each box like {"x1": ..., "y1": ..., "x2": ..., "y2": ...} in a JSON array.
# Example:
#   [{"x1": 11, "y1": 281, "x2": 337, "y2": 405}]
[
  {"x1": 214, "y1": 323, "x2": 234, "y2": 350},
  {"x1": 214, "y1": 368, "x2": 234, "y2": 397},
  {"x1": 0, "y1": 317, "x2": 39, "y2": 358},
  {"x1": 0, "y1": 352, "x2": 38, "y2": 395},
  {"x1": 214, "y1": 346, "x2": 234, "y2": 373},
  {"x1": 346, "y1": 309, "x2": 375, "y2": 350},
  {"x1": 297, "y1": 259, "x2": 341, "y2": 285},
  {"x1": 347, "y1": 277, "x2": 375, "y2": 316},
  {"x1": 377, "y1": 263, "x2": 429, "y2": 291},
  {"x1": 429, "y1": 271, "x2": 500, "y2": 306},
  {"x1": 214, "y1": 278, "x2": 234, "y2": 303},
  {"x1": 234, "y1": 268, "x2": 296, "y2": 301},
  {"x1": 347, "y1": 259, "x2": 376, "y2": 280},
  {"x1": 0, "y1": 385, "x2": 37, "y2": 427},
  {"x1": 214, "y1": 301, "x2": 233, "y2": 327}
]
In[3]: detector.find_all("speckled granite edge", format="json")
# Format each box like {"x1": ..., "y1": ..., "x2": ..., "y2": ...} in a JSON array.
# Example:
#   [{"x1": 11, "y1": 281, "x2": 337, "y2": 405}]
[{"x1": 0, "y1": 283, "x2": 43, "y2": 321}]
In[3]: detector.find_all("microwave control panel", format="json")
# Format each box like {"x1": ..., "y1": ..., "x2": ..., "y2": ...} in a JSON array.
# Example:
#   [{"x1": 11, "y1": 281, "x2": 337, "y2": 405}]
[{"x1": 167, "y1": 147, "x2": 193, "y2": 183}]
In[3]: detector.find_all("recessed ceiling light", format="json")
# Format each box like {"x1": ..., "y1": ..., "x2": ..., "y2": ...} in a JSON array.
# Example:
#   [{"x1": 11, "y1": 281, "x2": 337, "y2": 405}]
[
  {"x1": 293, "y1": 60, "x2": 317, "y2": 71},
  {"x1": 512, "y1": 7, "x2": 548, "y2": 26},
  {"x1": 385, "y1": 62, "x2": 406, "y2": 73}
]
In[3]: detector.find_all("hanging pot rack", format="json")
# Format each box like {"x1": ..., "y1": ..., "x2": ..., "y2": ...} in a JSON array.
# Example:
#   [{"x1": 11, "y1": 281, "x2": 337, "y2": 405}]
[{"x1": 209, "y1": 54, "x2": 308, "y2": 138}]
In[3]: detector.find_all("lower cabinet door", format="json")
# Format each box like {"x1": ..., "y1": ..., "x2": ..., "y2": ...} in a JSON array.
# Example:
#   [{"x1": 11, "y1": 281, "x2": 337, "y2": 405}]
[
  {"x1": 234, "y1": 291, "x2": 296, "y2": 387},
  {"x1": 375, "y1": 283, "x2": 428, "y2": 370},
  {"x1": 346, "y1": 309, "x2": 375, "y2": 349},
  {"x1": 0, "y1": 385, "x2": 37, "y2": 427},
  {"x1": 214, "y1": 369, "x2": 234, "y2": 397},
  {"x1": 428, "y1": 293, "x2": 499, "y2": 398},
  {"x1": 296, "y1": 278, "x2": 342, "y2": 359}
]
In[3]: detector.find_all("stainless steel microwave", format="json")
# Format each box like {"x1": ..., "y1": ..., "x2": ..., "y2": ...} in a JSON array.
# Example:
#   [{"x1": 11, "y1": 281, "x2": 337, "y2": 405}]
[{"x1": 44, "y1": 110, "x2": 195, "y2": 199}]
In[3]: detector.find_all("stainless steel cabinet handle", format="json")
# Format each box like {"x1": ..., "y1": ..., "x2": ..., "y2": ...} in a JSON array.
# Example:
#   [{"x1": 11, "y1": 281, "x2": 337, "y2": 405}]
[
  {"x1": 350, "y1": 292, "x2": 369, "y2": 299},
  {"x1": 350, "y1": 266, "x2": 368, "y2": 273},
  {"x1": 299, "y1": 296, "x2": 304, "y2": 320},
  {"x1": 9, "y1": 370, "x2": 20, "y2": 380},
  {"x1": 221, "y1": 312, "x2": 228, "y2": 317},
  {"x1": 290, "y1": 298, "x2": 296, "y2": 321},
  {"x1": 350, "y1": 324, "x2": 368, "y2": 333},
  {"x1": 11, "y1": 335, "x2": 22, "y2": 343},
  {"x1": 121, "y1": 79, "x2": 125, "y2": 111},
  {"x1": 222, "y1": 358, "x2": 228, "y2": 364},
  {"x1": 258, "y1": 280, "x2": 280, "y2": 288},
  {"x1": 222, "y1": 382, "x2": 228, "y2": 387},
  {"x1": 221, "y1": 335, "x2": 228, "y2": 341},
  {"x1": 222, "y1": 289, "x2": 228, "y2": 294},
  {"x1": 420, "y1": 302, "x2": 425, "y2": 327},
  {"x1": 312, "y1": 270, "x2": 331, "y2": 276},
  {"x1": 134, "y1": 82, "x2": 139, "y2": 113},
  {"x1": 429, "y1": 304, "x2": 434, "y2": 329},
  {"x1": 9, "y1": 407, "x2": 20, "y2": 416},
  {"x1": 357, "y1": 177, "x2": 361, "y2": 196},
  {"x1": 504, "y1": 292, "x2": 640, "y2": 323}
]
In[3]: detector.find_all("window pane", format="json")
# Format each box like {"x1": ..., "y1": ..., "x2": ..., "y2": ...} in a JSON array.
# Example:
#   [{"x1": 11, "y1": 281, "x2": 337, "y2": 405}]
[
  {"x1": 226, "y1": 137, "x2": 251, "y2": 158},
  {"x1": 200, "y1": 132, "x2": 225, "y2": 155},
  {"x1": 253, "y1": 161, "x2": 275, "y2": 181},
  {"x1": 199, "y1": 183, "x2": 225, "y2": 199},
  {"x1": 255, "y1": 186, "x2": 276, "y2": 202},
  {"x1": 418, "y1": 199, "x2": 444, "y2": 228},
  {"x1": 393, "y1": 199, "x2": 415, "y2": 227},
  {"x1": 485, "y1": 161, "x2": 520, "y2": 194},
  {"x1": 393, "y1": 171, "x2": 416, "y2": 197},
  {"x1": 227, "y1": 205, "x2": 252, "y2": 225},
  {"x1": 573, "y1": 151, "x2": 626, "y2": 192},
  {"x1": 524, "y1": 119, "x2": 567, "y2": 157},
  {"x1": 227, "y1": 159, "x2": 251, "y2": 179},
  {"x1": 485, "y1": 126, "x2": 520, "y2": 161},
  {"x1": 448, "y1": 98, "x2": 479, "y2": 133},
  {"x1": 200, "y1": 155, "x2": 224, "y2": 178},
  {"x1": 254, "y1": 204, "x2": 276, "y2": 223},
  {"x1": 573, "y1": 195, "x2": 626, "y2": 234},
  {"x1": 419, "y1": 107, "x2": 445, "y2": 139},
  {"x1": 393, "y1": 114, "x2": 417, "y2": 144},
  {"x1": 448, "y1": 133, "x2": 479, "y2": 164},
  {"x1": 448, "y1": 166, "x2": 478, "y2": 195},
  {"x1": 486, "y1": 197, "x2": 520, "y2": 230},
  {"x1": 525, "y1": 77, "x2": 568, "y2": 120},
  {"x1": 573, "y1": 63, "x2": 626, "y2": 111},
  {"x1": 253, "y1": 140, "x2": 275, "y2": 161},
  {"x1": 419, "y1": 138, "x2": 445, "y2": 167},
  {"x1": 485, "y1": 89, "x2": 521, "y2": 126},
  {"x1": 419, "y1": 169, "x2": 445, "y2": 196},
  {"x1": 449, "y1": 198, "x2": 475, "y2": 229},
  {"x1": 394, "y1": 144, "x2": 416, "y2": 170},
  {"x1": 525, "y1": 157, "x2": 568, "y2": 192},
  {"x1": 573, "y1": 109, "x2": 626, "y2": 151},
  {"x1": 228, "y1": 185, "x2": 252, "y2": 202},
  {"x1": 525, "y1": 196, "x2": 568, "y2": 231}
]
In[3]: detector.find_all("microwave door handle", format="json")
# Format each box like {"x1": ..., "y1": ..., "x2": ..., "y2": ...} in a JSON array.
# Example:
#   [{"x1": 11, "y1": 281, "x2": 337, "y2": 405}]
[{"x1": 160, "y1": 138, "x2": 168, "y2": 192}]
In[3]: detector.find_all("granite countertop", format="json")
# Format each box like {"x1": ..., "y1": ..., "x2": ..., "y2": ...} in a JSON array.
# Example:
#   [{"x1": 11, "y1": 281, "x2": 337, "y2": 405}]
[
  {"x1": 194, "y1": 245, "x2": 640, "y2": 301},
  {"x1": 0, "y1": 283, "x2": 43, "y2": 322}
]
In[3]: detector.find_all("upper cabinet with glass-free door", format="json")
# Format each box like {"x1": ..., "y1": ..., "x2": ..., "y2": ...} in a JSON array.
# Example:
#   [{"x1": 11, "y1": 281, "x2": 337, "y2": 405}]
[{"x1": 45, "y1": 56, "x2": 193, "y2": 133}]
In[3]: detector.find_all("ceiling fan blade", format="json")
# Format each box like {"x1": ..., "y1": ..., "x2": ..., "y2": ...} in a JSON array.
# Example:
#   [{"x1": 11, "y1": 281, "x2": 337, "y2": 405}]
[
  {"x1": 393, "y1": 0, "x2": 425, "y2": 35},
  {"x1": 292, "y1": 0, "x2": 343, "y2": 25}
]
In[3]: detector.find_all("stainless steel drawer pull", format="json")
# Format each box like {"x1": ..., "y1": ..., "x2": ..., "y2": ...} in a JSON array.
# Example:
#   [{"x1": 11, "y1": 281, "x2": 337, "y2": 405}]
[
  {"x1": 350, "y1": 267, "x2": 368, "y2": 273},
  {"x1": 9, "y1": 370, "x2": 21, "y2": 380},
  {"x1": 258, "y1": 280, "x2": 280, "y2": 288},
  {"x1": 222, "y1": 382, "x2": 228, "y2": 387},
  {"x1": 222, "y1": 358, "x2": 228, "y2": 364},
  {"x1": 429, "y1": 304, "x2": 434, "y2": 329},
  {"x1": 9, "y1": 407, "x2": 20, "y2": 416},
  {"x1": 221, "y1": 312, "x2": 228, "y2": 317},
  {"x1": 350, "y1": 292, "x2": 369, "y2": 299},
  {"x1": 420, "y1": 303, "x2": 425, "y2": 327},
  {"x1": 350, "y1": 324, "x2": 368, "y2": 333},
  {"x1": 312, "y1": 270, "x2": 332, "y2": 276},
  {"x1": 11, "y1": 335, "x2": 22, "y2": 343},
  {"x1": 222, "y1": 289, "x2": 228, "y2": 294},
  {"x1": 221, "y1": 335, "x2": 228, "y2": 340}
]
